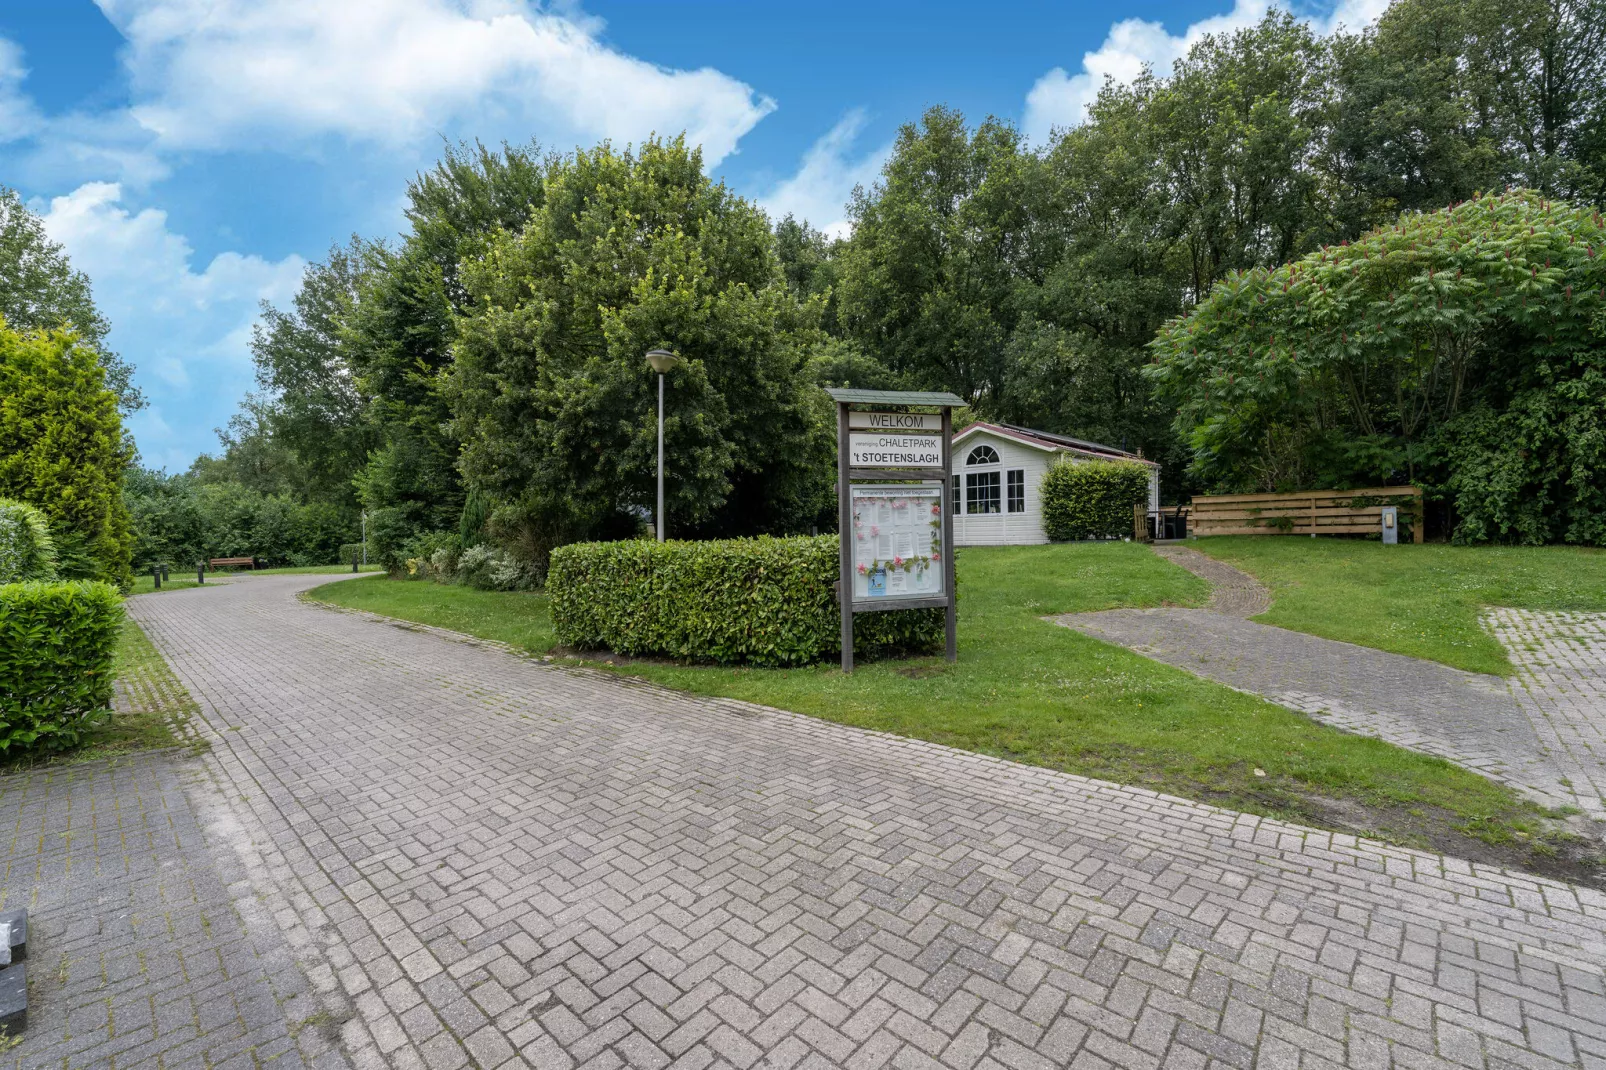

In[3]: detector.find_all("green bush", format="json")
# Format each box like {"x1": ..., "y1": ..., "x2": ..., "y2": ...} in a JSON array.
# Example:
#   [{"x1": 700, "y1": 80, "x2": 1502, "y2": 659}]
[
  {"x1": 0, "y1": 323, "x2": 134, "y2": 586},
  {"x1": 549, "y1": 535, "x2": 944, "y2": 666},
  {"x1": 0, "y1": 580, "x2": 123, "y2": 753},
  {"x1": 0, "y1": 498, "x2": 57, "y2": 582},
  {"x1": 337, "y1": 542, "x2": 371, "y2": 566},
  {"x1": 1040, "y1": 460, "x2": 1152, "y2": 541}
]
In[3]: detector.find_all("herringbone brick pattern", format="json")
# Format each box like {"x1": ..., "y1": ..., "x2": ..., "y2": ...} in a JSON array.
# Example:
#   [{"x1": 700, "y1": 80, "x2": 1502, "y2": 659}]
[
  {"x1": 108, "y1": 575, "x2": 1606, "y2": 1069},
  {"x1": 0, "y1": 752, "x2": 352, "y2": 1069}
]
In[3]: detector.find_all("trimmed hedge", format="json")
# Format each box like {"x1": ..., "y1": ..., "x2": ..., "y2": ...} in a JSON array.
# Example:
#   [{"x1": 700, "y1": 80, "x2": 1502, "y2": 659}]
[
  {"x1": 0, "y1": 497, "x2": 57, "y2": 582},
  {"x1": 549, "y1": 535, "x2": 944, "y2": 666},
  {"x1": 0, "y1": 580, "x2": 123, "y2": 754},
  {"x1": 1040, "y1": 460, "x2": 1152, "y2": 541}
]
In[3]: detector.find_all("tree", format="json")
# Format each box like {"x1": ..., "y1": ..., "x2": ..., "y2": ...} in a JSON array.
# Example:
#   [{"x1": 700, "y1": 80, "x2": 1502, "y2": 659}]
[
  {"x1": 1148, "y1": 190, "x2": 1606, "y2": 543},
  {"x1": 1330, "y1": 0, "x2": 1606, "y2": 214},
  {"x1": 450, "y1": 136, "x2": 831, "y2": 562},
  {"x1": 0, "y1": 187, "x2": 142, "y2": 413},
  {"x1": 345, "y1": 140, "x2": 548, "y2": 560},
  {"x1": 243, "y1": 242, "x2": 372, "y2": 510},
  {"x1": 0, "y1": 321, "x2": 134, "y2": 584},
  {"x1": 837, "y1": 107, "x2": 1046, "y2": 409}
]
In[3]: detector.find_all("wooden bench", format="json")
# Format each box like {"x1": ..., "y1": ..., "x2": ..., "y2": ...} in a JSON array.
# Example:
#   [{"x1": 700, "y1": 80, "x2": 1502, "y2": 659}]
[{"x1": 207, "y1": 556, "x2": 257, "y2": 570}]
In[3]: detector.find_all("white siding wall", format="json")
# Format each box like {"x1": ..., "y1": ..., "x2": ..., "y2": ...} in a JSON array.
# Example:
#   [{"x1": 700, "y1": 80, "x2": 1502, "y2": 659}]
[
  {"x1": 953, "y1": 432, "x2": 1053, "y2": 546},
  {"x1": 952, "y1": 429, "x2": 1163, "y2": 546}
]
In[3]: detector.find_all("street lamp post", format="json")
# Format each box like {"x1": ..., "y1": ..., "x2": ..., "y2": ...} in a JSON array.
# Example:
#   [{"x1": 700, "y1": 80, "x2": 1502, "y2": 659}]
[{"x1": 646, "y1": 349, "x2": 682, "y2": 541}]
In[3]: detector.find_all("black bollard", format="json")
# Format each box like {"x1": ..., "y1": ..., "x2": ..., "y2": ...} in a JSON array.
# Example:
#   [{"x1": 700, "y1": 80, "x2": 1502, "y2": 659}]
[
  {"x1": 197, "y1": 563, "x2": 204, "y2": 585},
  {"x1": 152, "y1": 566, "x2": 161, "y2": 590},
  {"x1": 162, "y1": 565, "x2": 169, "y2": 582},
  {"x1": 352, "y1": 553, "x2": 359, "y2": 573}
]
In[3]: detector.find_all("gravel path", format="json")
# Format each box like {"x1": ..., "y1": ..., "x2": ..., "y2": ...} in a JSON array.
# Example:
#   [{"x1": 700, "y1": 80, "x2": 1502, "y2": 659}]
[{"x1": 6, "y1": 572, "x2": 1606, "y2": 1069}]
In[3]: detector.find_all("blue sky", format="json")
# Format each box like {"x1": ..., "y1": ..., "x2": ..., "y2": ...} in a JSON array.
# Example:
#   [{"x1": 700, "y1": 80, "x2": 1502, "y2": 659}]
[{"x1": 0, "y1": 0, "x2": 1383, "y2": 474}]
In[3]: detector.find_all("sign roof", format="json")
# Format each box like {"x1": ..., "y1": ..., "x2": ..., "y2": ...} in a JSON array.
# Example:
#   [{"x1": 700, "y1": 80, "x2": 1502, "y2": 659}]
[{"x1": 824, "y1": 387, "x2": 968, "y2": 407}]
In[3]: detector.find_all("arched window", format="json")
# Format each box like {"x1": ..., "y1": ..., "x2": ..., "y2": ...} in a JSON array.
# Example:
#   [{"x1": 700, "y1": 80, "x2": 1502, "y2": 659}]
[{"x1": 964, "y1": 443, "x2": 1002, "y2": 514}]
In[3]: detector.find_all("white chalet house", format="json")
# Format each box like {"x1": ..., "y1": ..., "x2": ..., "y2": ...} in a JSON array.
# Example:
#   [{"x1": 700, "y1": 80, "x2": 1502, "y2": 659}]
[{"x1": 950, "y1": 423, "x2": 1161, "y2": 546}]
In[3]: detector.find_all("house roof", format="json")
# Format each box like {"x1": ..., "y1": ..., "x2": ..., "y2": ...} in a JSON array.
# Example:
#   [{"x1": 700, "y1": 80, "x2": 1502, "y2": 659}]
[{"x1": 954, "y1": 422, "x2": 1159, "y2": 466}]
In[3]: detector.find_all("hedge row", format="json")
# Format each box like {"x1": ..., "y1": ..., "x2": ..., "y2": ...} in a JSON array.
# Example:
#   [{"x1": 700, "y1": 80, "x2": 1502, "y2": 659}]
[
  {"x1": 0, "y1": 580, "x2": 123, "y2": 754},
  {"x1": 549, "y1": 535, "x2": 944, "y2": 666},
  {"x1": 1040, "y1": 460, "x2": 1152, "y2": 541}
]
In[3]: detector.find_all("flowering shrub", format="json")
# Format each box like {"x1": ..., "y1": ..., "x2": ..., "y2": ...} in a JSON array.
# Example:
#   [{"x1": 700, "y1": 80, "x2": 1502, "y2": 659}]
[{"x1": 549, "y1": 535, "x2": 944, "y2": 666}]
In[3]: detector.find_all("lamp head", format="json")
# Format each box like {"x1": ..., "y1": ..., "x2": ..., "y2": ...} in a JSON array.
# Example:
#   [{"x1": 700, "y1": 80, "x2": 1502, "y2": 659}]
[{"x1": 646, "y1": 349, "x2": 681, "y2": 374}]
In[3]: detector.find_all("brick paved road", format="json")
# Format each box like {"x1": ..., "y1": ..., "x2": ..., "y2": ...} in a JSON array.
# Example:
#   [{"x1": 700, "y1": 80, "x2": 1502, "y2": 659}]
[
  {"x1": 1055, "y1": 604, "x2": 1606, "y2": 821},
  {"x1": 94, "y1": 574, "x2": 1606, "y2": 1068},
  {"x1": 0, "y1": 751, "x2": 352, "y2": 1070}
]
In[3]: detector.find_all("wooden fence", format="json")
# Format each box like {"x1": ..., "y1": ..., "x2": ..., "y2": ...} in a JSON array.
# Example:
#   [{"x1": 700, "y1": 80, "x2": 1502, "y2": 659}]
[{"x1": 1185, "y1": 486, "x2": 1423, "y2": 541}]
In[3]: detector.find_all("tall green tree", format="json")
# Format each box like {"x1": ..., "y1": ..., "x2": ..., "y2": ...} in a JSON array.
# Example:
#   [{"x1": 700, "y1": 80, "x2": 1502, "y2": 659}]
[
  {"x1": 240, "y1": 242, "x2": 372, "y2": 510},
  {"x1": 450, "y1": 136, "x2": 831, "y2": 561},
  {"x1": 346, "y1": 140, "x2": 548, "y2": 558},
  {"x1": 0, "y1": 321, "x2": 133, "y2": 584},
  {"x1": 0, "y1": 187, "x2": 141, "y2": 413}
]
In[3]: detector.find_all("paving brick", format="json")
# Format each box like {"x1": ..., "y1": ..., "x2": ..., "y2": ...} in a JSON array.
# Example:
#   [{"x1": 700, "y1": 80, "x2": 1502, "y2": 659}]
[{"x1": 13, "y1": 571, "x2": 1595, "y2": 1069}]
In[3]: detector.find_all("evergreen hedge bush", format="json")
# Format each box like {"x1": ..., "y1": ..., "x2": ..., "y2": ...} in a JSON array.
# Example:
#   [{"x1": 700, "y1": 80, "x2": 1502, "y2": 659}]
[
  {"x1": 0, "y1": 580, "x2": 123, "y2": 753},
  {"x1": 1040, "y1": 460, "x2": 1152, "y2": 541},
  {"x1": 0, "y1": 498, "x2": 57, "y2": 582},
  {"x1": 549, "y1": 535, "x2": 944, "y2": 666}
]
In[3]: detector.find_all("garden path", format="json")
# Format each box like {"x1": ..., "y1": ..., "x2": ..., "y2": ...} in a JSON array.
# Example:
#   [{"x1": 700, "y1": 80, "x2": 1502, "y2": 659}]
[
  {"x1": 1054, "y1": 550, "x2": 1606, "y2": 822},
  {"x1": 9, "y1": 571, "x2": 1601, "y2": 1069}
]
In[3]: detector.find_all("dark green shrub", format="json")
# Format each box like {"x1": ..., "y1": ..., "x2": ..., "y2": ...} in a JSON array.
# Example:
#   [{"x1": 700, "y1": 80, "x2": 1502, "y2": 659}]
[
  {"x1": 1040, "y1": 461, "x2": 1152, "y2": 541},
  {"x1": 549, "y1": 535, "x2": 944, "y2": 666},
  {"x1": 0, "y1": 498, "x2": 57, "y2": 582},
  {"x1": 337, "y1": 542, "x2": 371, "y2": 566},
  {"x1": 0, "y1": 580, "x2": 123, "y2": 753}
]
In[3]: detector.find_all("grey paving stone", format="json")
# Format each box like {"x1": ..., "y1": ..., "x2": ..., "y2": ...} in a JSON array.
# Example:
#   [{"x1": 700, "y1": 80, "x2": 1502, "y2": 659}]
[
  {"x1": 66, "y1": 572, "x2": 1606, "y2": 1068},
  {"x1": 1054, "y1": 600, "x2": 1606, "y2": 820}
]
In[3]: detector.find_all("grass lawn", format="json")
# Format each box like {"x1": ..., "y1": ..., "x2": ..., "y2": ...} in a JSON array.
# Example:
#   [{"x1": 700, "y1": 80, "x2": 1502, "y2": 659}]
[
  {"x1": 129, "y1": 562, "x2": 383, "y2": 595},
  {"x1": 1, "y1": 618, "x2": 202, "y2": 775},
  {"x1": 1190, "y1": 538, "x2": 1606, "y2": 675},
  {"x1": 309, "y1": 544, "x2": 1597, "y2": 878}
]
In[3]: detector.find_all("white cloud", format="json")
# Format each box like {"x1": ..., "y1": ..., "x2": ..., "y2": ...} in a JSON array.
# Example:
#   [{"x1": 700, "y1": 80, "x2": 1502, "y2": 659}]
[
  {"x1": 0, "y1": 37, "x2": 43, "y2": 143},
  {"x1": 95, "y1": 0, "x2": 776, "y2": 165},
  {"x1": 1022, "y1": 0, "x2": 1392, "y2": 143},
  {"x1": 758, "y1": 111, "x2": 890, "y2": 239},
  {"x1": 38, "y1": 182, "x2": 305, "y2": 465}
]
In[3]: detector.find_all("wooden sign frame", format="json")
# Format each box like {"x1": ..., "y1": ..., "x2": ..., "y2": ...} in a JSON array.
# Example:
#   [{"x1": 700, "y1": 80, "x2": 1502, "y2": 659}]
[{"x1": 827, "y1": 388, "x2": 965, "y2": 673}]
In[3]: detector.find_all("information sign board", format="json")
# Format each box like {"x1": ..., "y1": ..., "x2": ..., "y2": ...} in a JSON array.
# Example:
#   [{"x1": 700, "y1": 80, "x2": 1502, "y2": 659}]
[
  {"x1": 849, "y1": 485, "x2": 945, "y2": 601},
  {"x1": 848, "y1": 432, "x2": 943, "y2": 468}
]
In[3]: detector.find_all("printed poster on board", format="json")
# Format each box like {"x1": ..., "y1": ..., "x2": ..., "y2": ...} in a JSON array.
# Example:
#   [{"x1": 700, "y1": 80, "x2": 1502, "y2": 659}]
[{"x1": 849, "y1": 484, "x2": 944, "y2": 600}]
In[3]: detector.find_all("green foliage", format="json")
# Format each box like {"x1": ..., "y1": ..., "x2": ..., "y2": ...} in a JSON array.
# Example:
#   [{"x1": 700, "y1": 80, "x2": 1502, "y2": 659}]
[
  {"x1": 0, "y1": 320, "x2": 134, "y2": 585},
  {"x1": 549, "y1": 536, "x2": 942, "y2": 666},
  {"x1": 337, "y1": 541, "x2": 371, "y2": 565},
  {"x1": 1149, "y1": 190, "x2": 1606, "y2": 543},
  {"x1": 125, "y1": 467, "x2": 356, "y2": 567},
  {"x1": 345, "y1": 141, "x2": 549, "y2": 555},
  {"x1": 0, "y1": 187, "x2": 141, "y2": 413},
  {"x1": 451, "y1": 136, "x2": 833, "y2": 561},
  {"x1": 0, "y1": 580, "x2": 123, "y2": 753},
  {"x1": 0, "y1": 498, "x2": 56, "y2": 582},
  {"x1": 1040, "y1": 461, "x2": 1153, "y2": 541}
]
